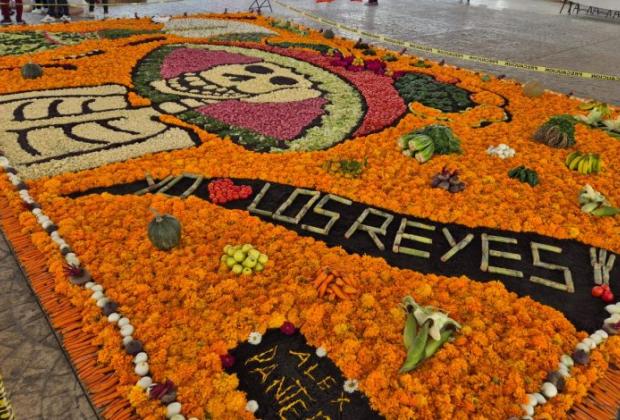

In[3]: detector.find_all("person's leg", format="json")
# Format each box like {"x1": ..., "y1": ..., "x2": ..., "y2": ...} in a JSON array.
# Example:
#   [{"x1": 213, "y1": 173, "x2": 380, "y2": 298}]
[
  {"x1": 15, "y1": 0, "x2": 23, "y2": 22},
  {"x1": 88, "y1": 0, "x2": 94, "y2": 12},
  {"x1": 0, "y1": 0, "x2": 11, "y2": 22},
  {"x1": 58, "y1": 0, "x2": 68, "y2": 18},
  {"x1": 102, "y1": 0, "x2": 108, "y2": 14}
]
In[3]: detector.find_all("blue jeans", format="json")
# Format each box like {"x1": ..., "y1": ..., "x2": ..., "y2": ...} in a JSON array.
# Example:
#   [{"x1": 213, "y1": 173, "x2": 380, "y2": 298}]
[{"x1": 47, "y1": 0, "x2": 68, "y2": 17}]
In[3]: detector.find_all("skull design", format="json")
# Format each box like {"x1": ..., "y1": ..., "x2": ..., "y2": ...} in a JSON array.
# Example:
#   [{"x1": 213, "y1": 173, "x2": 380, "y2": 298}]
[{"x1": 151, "y1": 62, "x2": 322, "y2": 106}]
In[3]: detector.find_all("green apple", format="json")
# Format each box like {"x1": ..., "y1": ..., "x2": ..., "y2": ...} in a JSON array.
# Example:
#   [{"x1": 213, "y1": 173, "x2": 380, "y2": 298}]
[
  {"x1": 243, "y1": 257, "x2": 257, "y2": 268},
  {"x1": 241, "y1": 244, "x2": 254, "y2": 253},
  {"x1": 248, "y1": 249, "x2": 260, "y2": 260},
  {"x1": 233, "y1": 250, "x2": 246, "y2": 262},
  {"x1": 255, "y1": 263, "x2": 264, "y2": 272},
  {"x1": 220, "y1": 254, "x2": 228, "y2": 262},
  {"x1": 232, "y1": 264, "x2": 243, "y2": 275},
  {"x1": 224, "y1": 245, "x2": 232, "y2": 253},
  {"x1": 242, "y1": 267, "x2": 253, "y2": 276},
  {"x1": 226, "y1": 247, "x2": 236, "y2": 257},
  {"x1": 258, "y1": 254, "x2": 269, "y2": 264},
  {"x1": 226, "y1": 257, "x2": 236, "y2": 268}
]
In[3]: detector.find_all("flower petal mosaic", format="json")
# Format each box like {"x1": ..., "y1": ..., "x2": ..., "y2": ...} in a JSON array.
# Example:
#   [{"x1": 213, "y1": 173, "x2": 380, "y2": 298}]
[{"x1": 1, "y1": 12, "x2": 620, "y2": 420}]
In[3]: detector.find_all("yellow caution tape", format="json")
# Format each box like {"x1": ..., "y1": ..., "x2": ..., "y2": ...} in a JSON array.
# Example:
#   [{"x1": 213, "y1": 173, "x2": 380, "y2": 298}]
[{"x1": 274, "y1": 0, "x2": 620, "y2": 81}]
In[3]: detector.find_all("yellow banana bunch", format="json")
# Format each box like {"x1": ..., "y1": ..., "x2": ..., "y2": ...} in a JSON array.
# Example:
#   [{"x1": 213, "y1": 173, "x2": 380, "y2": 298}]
[{"x1": 565, "y1": 151, "x2": 602, "y2": 175}]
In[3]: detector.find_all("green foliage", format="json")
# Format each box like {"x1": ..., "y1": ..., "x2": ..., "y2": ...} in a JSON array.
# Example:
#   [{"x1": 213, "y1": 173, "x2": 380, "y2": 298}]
[
  {"x1": 395, "y1": 73, "x2": 474, "y2": 113},
  {"x1": 533, "y1": 115, "x2": 576, "y2": 148},
  {"x1": 98, "y1": 29, "x2": 160, "y2": 39},
  {"x1": 322, "y1": 158, "x2": 368, "y2": 178},
  {"x1": 414, "y1": 125, "x2": 462, "y2": 155},
  {"x1": 180, "y1": 110, "x2": 280, "y2": 152},
  {"x1": 267, "y1": 41, "x2": 332, "y2": 54},
  {"x1": 210, "y1": 32, "x2": 273, "y2": 42},
  {"x1": 508, "y1": 165, "x2": 539, "y2": 186},
  {"x1": 382, "y1": 53, "x2": 397, "y2": 62}
]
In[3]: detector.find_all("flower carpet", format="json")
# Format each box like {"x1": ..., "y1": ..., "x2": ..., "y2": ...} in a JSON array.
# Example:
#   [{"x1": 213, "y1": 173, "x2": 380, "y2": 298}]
[{"x1": 1, "y1": 13, "x2": 620, "y2": 420}]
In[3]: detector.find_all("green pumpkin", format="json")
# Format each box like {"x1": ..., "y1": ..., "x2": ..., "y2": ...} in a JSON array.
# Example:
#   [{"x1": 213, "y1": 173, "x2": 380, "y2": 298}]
[
  {"x1": 148, "y1": 208, "x2": 181, "y2": 251},
  {"x1": 21, "y1": 63, "x2": 43, "y2": 80}
]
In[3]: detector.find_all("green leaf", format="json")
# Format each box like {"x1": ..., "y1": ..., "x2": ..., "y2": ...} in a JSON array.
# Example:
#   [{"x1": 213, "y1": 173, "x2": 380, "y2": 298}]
[
  {"x1": 404, "y1": 312, "x2": 418, "y2": 350},
  {"x1": 424, "y1": 329, "x2": 453, "y2": 359},
  {"x1": 591, "y1": 206, "x2": 620, "y2": 217},
  {"x1": 399, "y1": 322, "x2": 430, "y2": 374}
]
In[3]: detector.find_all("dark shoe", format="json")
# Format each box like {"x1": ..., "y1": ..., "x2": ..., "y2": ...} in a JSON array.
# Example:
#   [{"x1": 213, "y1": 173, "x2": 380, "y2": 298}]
[
  {"x1": 0, "y1": 19, "x2": 12, "y2": 25},
  {"x1": 16, "y1": 19, "x2": 26, "y2": 25}
]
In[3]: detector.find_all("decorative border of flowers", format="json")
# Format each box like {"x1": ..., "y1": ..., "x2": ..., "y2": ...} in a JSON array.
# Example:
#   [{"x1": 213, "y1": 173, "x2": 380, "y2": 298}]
[{"x1": 0, "y1": 153, "x2": 194, "y2": 420}]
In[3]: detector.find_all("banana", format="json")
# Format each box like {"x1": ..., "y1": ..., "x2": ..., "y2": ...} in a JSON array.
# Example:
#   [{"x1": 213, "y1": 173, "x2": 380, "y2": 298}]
[
  {"x1": 568, "y1": 154, "x2": 582, "y2": 170},
  {"x1": 577, "y1": 157, "x2": 588, "y2": 174},
  {"x1": 565, "y1": 151, "x2": 581, "y2": 167},
  {"x1": 593, "y1": 155, "x2": 601, "y2": 173}
]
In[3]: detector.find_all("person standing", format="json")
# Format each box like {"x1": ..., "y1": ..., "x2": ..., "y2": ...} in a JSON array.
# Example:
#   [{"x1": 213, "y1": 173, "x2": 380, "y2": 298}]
[
  {"x1": 32, "y1": 0, "x2": 48, "y2": 14},
  {"x1": 87, "y1": 0, "x2": 108, "y2": 19},
  {"x1": 1, "y1": 0, "x2": 25, "y2": 24},
  {"x1": 41, "y1": 0, "x2": 70, "y2": 22}
]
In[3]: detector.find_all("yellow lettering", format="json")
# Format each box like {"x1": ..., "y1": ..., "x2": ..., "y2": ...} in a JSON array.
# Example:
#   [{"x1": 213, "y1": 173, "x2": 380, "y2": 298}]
[
  {"x1": 266, "y1": 377, "x2": 296, "y2": 403},
  {"x1": 245, "y1": 345, "x2": 278, "y2": 366},
  {"x1": 316, "y1": 376, "x2": 337, "y2": 391},
  {"x1": 303, "y1": 363, "x2": 319, "y2": 382},
  {"x1": 330, "y1": 392, "x2": 351, "y2": 413},
  {"x1": 306, "y1": 410, "x2": 331, "y2": 420},
  {"x1": 289, "y1": 350, "x2": 312, "y2": 367},
  {"x1": 250, "y1": 363, "x2": 277, "y2": 384},
  {"x1": 278, "y1": 398, "x2": 308, "y2": 419}
]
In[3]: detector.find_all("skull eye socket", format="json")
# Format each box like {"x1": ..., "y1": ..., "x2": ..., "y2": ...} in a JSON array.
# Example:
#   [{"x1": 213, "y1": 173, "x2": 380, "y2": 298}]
[
  {"x1": 244, "y1": 65, "x2": 274, "y2": 74},
  {"x1": 269, "y1": 76, "x2": 298, "y2": 86}
]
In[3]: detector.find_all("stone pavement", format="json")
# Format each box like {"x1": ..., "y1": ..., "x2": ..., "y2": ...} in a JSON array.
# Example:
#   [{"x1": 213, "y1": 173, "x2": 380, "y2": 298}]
[
  {"x1": 0, "y1": 233, "x2": 97, "y2": 419},
  {"x1": 101, "y1": 0, "x2": 620, "y2": 104},
  {"x1": 1, "y1": 0, "x2": 619, "y2": 418}
]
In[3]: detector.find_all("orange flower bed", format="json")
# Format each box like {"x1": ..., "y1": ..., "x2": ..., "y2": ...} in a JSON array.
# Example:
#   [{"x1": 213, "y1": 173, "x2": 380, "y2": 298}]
[{"x1": 1, "y1": 12, "x2": 620, "y2": 420}]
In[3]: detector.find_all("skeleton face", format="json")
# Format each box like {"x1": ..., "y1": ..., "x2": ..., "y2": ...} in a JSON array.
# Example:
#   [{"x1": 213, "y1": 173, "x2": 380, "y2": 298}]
[{"x1": 151, "y1": 62, "x2": 322, "y2": 106}]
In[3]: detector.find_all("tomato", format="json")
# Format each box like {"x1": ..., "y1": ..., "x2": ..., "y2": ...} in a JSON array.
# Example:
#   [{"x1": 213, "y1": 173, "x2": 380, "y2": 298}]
[
  {"x1": 592, "y1": 286, "x2": 604, "y2": 297},
  {"x1": 601, "y1": 290, "x2": 615, "y2": 303}
]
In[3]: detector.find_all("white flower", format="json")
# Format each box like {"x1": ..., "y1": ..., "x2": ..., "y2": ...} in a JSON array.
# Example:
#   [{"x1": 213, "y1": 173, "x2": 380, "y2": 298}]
[
  {"x1": 315, "y1": 346, "x2": 327, "y2": 358},
  {"x1": 343, "y1": 379, "x2": 359, "y2": 393},
  {"x1": 248, "y1": 331, "x2": 262, "y2": 345},
  {"x1": 487, "y1": 144, "x2": 515, "y2": 159},
  {"x1": 413, "y1": 308, "x2": 461, "y2": 341},
  {"x1": 245, "y1": 400, "x2": 259, "y2": 413}
]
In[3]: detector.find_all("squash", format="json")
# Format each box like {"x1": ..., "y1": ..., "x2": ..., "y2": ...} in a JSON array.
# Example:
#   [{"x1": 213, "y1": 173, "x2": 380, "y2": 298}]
[
  {"x1": 21, "y1": 63, "x2": 43, "y2": 80},
  {"x1": 533, "y1": 115, "x2": 576, "y2": 148},
  {"x1": 522, "y1": 80, "x2": 544, "y2": 98},
  {"x1": 148, "y1": 208, "x2": 181, "y2": 250}
]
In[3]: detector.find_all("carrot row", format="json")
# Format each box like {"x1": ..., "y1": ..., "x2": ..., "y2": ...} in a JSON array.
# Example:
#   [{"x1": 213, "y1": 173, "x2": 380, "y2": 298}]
[
  {"x1": 312, "y1": 268, "x2": 359, "y2": 300},
  {"x1": 0, "y1": 194, "x2": 138, "y2": 419}
]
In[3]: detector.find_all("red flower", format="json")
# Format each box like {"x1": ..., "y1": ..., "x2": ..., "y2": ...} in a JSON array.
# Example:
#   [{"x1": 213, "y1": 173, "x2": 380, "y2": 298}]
[
  {"x1": 220, "y1": 353, "x2": 235, "y2": 368},
  {"x1": 280, "y1": 321, "x2": 296, "y2": 335}
]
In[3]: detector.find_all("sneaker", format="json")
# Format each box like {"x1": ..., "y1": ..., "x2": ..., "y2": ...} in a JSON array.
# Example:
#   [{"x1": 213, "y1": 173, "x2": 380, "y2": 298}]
[
  {"x1": 0, "y1": 19, "x2": 12, "y2": 25},
  {"x1": 40, "y1": 14, "x2": 56, "y2": 23},
  {"x1": 16, "y1": 19, "x2": 26, "y2": 25},
  {"x1": 60, "y1": 14, "x2": 71, "y2": 22}
]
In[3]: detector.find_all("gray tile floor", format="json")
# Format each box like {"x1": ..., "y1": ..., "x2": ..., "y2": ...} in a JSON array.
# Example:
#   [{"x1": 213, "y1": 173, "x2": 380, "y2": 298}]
[{"x1": 1, "y1": 0, "x2": 619, "y2": 418}]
